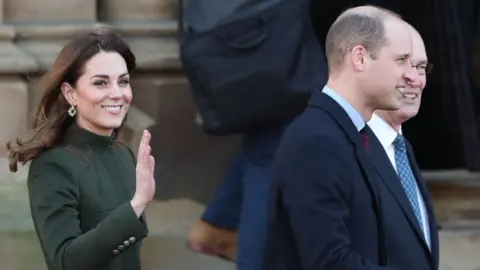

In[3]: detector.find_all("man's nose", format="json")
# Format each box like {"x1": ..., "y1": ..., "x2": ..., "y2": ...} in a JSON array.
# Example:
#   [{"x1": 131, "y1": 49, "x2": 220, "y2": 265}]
[
  {"x1": 403, "y1": 64, "x2": 419, "y2": 81},
  {"x1": 403, "y1": 65, "x2": 420, "y2": 86}
]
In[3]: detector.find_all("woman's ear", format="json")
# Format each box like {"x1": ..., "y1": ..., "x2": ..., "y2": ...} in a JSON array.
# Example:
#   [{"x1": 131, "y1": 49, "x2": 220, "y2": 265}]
[{"x1": 60, "y1": 82, "x2": 76, "y2": 106}]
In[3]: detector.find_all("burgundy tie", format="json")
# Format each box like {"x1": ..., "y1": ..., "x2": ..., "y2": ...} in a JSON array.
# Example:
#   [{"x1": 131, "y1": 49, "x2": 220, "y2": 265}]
[{"x1": 360, "y1": 127, "x2": 369, "y2": 150}]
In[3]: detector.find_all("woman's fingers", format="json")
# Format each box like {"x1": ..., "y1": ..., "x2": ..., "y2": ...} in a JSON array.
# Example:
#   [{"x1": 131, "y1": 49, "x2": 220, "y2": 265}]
[
  {"x1": 149, "y1": 156, "x2": 155, "y2": 176},
  {"x1": 142, "y1": 131, "x2": 151, "y2": 162},
  {"x1": 137, "y1": 130, "x2": 152, "y2": 166},
  {"x1": 137, "y1": 130, "x2": 148, "y2": 164},
  {"x1": 150, "y1": 156, "x2": 155, "y2": 170}
]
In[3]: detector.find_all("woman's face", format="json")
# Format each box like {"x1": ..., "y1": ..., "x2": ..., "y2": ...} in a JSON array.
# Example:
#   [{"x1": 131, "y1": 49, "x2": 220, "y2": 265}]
[{"x1": 62, "y1": 51, "x2": 132, "y2": 136}]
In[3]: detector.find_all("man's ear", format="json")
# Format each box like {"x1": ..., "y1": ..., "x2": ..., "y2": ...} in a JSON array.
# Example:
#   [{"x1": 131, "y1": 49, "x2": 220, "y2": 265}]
[
  {"x1": 350, "y1": 45, "x2": 368, "y2": 72},
  {"x1": 60, "y1": 82, "x2": 76, "y2": 106}
]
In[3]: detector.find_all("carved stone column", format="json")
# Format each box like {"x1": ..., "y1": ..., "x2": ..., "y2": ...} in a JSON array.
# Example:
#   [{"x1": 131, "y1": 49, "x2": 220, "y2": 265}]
[
  {"x1": 0, "y1": 0, "x2": 38, "y2": 156},
  {"x1": 100, "y1": 0, "x2": 177, "y2": 22},
  {"x1": 4, "y1": 0, "x2": 97, "y2": 23},
  {"x1": 0, "y1": 0, "x2": 38, "y2": 240}
]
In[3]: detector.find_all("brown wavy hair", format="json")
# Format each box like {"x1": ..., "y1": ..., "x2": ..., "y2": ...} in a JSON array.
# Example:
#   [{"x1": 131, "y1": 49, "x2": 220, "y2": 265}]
[{"x1": 6, "y1": 28, "x2": 137, "y2": 172}]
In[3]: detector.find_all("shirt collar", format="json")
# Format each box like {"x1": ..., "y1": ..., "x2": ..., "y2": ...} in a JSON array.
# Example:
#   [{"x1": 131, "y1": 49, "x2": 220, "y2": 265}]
[
  {"x1": 322, "y1": 85, "x2": 365, "y2": 131},
  {"x1": 63, "y1": 124, "x2": 114, "y2": 150},
  {"x1": 367, "y1": 113, "x2": 401, "y2": 150}
]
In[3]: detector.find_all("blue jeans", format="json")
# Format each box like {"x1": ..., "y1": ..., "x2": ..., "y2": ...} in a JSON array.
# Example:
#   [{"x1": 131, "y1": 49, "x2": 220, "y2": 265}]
[{"x1": 201, "y1": 124, "x2": 286, "y2": 270}]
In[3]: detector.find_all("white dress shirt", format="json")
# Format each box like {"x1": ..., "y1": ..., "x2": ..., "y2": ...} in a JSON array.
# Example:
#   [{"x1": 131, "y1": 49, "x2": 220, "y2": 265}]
[{"x1": 367, "y1": 114, "x2": 431, "y2": 249}]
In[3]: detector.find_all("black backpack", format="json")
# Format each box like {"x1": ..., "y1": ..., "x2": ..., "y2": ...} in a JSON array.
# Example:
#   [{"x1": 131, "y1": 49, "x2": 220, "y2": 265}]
[{"x1": 179, "y1": 0, "x2": 328, "y2": 135}]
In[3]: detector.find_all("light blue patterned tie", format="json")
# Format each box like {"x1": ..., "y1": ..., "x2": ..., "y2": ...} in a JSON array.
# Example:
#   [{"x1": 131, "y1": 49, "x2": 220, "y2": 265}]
[{"x1": 393, "y1": 134, "x2": 424, "y2": 232}]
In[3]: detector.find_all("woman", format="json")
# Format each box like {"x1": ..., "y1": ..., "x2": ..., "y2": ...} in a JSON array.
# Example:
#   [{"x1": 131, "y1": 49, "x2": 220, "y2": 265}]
[{"x1": 6, "y1": 29, "x2": 155, "y2": 270}]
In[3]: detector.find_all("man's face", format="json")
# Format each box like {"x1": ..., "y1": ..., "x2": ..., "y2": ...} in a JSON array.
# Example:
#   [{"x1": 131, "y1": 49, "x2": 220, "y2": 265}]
[
  {"x1": 379, "y1": 29, "x2": 428, "y2": 124},
  {"x1": 362, "y1": 19, "x2": 416, "y2": 111}
]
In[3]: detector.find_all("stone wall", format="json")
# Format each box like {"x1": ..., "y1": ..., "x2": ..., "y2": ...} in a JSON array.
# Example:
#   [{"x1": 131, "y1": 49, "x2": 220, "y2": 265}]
[{"x1": 3, "y1": 0, "x2": 476, "y2": 228}]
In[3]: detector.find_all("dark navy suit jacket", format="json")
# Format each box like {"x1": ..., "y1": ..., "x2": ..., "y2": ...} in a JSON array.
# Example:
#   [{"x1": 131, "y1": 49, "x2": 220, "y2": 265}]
[{"x1": 262, "y1": 89, "x2": 439, "y2": 270}]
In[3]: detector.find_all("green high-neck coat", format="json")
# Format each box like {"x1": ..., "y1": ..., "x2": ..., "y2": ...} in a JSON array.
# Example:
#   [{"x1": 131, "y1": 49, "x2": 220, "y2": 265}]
[{"x1": 27, "y1": 125, "x2": 148, "y2": 270}]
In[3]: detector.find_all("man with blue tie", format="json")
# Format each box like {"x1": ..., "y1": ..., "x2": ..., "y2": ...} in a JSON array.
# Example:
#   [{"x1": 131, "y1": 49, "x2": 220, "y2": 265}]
[
  {"x1": 366, "y1": 25, "x2": 439, "y2": 268},
  {"x1": 262, "y1": 5, "x2": 435, "y2": 270}
]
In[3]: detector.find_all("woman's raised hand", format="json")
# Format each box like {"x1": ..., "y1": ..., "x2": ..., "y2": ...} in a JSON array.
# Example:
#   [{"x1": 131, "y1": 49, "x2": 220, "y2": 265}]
[{"x1": 131, "y1": 130, "x2": 156, "y2": 217}]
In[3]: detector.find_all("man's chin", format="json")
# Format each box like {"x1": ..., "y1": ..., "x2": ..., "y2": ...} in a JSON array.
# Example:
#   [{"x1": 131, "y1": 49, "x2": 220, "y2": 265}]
[
  {"x1": 395, "y1": 109, "x2": 418, "y2": 122},
  {"x1": 380, "y1": 100, "x2": 403, "y2": 111}
]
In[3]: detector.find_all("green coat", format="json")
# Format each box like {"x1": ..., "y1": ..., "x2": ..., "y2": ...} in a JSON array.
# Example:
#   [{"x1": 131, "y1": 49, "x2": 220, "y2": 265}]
[{"x1": 27, "y1": 125, "x2": 148, "y2": 270}]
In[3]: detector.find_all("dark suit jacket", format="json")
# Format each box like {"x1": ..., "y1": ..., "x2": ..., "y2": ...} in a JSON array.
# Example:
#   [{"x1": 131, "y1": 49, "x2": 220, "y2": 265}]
[
  {"x1": 366, "y1": 126, "x2": 439, "y2": 269},
  {"x1": 262, "y1": 89, "x2": 438, "y2": 270},
  {"x1": 27, "y1": 125, "x2": 148, "y2": 270}
]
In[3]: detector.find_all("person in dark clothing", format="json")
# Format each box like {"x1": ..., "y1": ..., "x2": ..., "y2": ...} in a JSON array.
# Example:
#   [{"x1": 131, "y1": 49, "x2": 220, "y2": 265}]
[
  {"x1": 262, "y1": 6, "x2": 430, "y2": 270},
  {"x1": 6, "y1": 30, "x2": 156, "y2": 270}
]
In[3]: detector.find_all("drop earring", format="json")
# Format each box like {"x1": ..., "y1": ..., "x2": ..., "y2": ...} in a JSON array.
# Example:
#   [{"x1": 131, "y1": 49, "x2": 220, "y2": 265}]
[{"x1": 68, "y1": 105, "x2": 77, "y2": 117}]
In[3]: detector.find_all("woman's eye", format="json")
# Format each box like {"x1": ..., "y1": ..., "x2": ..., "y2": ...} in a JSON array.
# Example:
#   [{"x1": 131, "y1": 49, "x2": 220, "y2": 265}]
[
  {"x1": 94, "y1": 80, "x2": 107, "y2": 86},
  {"x1": 119, "y1": 79, "x2": 130, "y2": 85}
]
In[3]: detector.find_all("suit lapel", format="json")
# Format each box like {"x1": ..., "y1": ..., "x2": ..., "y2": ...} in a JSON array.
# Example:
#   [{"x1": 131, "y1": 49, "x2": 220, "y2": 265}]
[
  {"x1": 308, "y1": 91, "x2": 380, "y2": 198},
  {"x1": 308, "y1": 91, "x2": 379, "y2": 192},
  {"x1": 309, "y1": 91, "x2": 387, "y2": 263},
  {"x1": 367, "y1": 131, "x2": 428, "y2": 246},
  {"x1": 405, "y1": 141, "x2": 439, "y2": 268},
  {"x1": 309, "y1": 90, "x2": 437, "y2": 268}
]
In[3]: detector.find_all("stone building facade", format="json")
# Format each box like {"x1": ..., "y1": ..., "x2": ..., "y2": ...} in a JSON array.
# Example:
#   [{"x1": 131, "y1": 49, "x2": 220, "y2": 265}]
[
  {"x1": 1, "y1": 0, "x2": 480, "y2": 228},
  {"x1": 0, "y1": 2, "x2": 479, "y2": 269}
]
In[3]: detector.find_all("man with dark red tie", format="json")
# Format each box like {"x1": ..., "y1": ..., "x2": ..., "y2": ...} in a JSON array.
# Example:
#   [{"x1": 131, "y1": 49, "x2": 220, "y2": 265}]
[{"x1": 262, "y1": 5, "x2": 437, "y2": 270}]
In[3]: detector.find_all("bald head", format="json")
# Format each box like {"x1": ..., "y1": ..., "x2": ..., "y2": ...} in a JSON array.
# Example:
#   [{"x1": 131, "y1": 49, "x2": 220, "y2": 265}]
[
  {"x1": 406, "y1": 24, "x2": 427, "y2": 67},
  {"x1": 409, "y1": 25, "x2": 425, "y2": 49},
  {"x1": 325, "y1": 5, "x2": 404, "y2": 72},
  {"x1": 339, "y1": 5, "x2": 401, "y2": 19}
]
